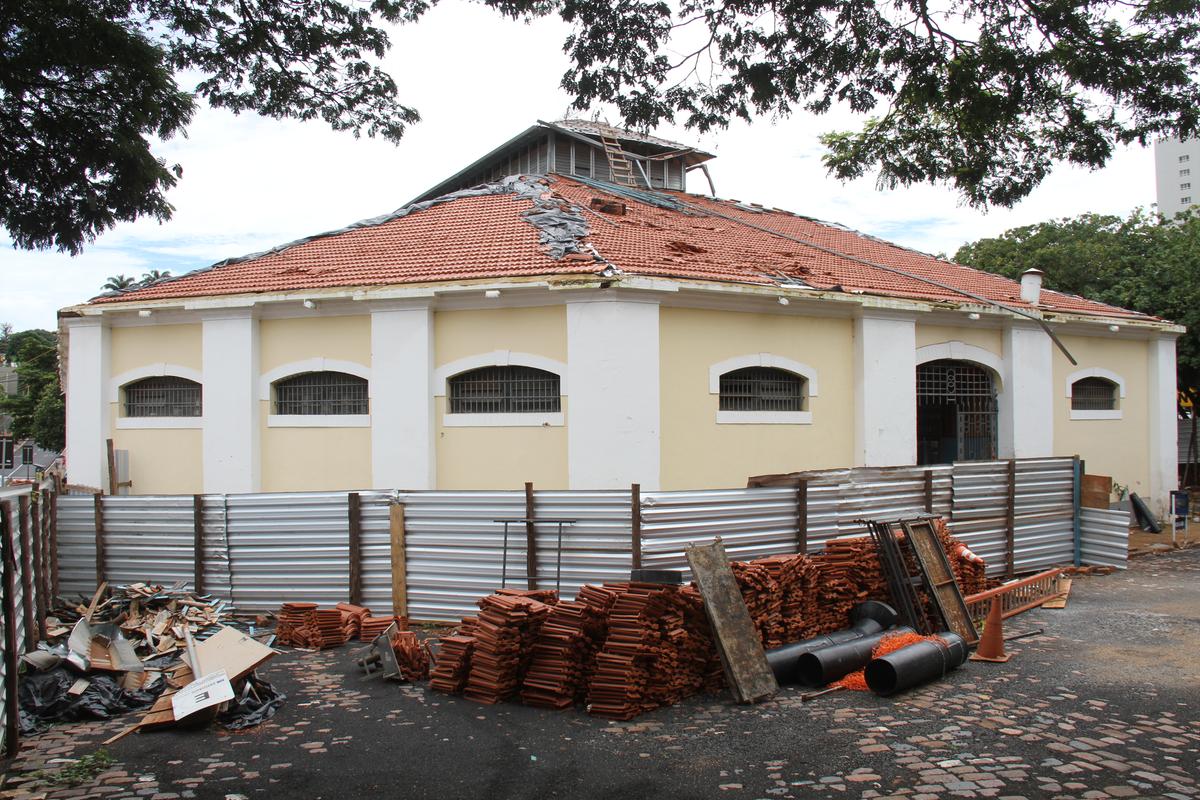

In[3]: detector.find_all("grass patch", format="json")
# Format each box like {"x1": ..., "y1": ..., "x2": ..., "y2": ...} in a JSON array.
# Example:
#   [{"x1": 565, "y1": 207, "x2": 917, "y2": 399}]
[{"x1": 28, "y1": 750, "x2": 115, "y2": 787}]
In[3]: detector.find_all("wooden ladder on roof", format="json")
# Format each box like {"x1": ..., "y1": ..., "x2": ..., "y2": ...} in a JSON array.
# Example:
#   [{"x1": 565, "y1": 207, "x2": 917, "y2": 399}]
[{"x1": 600, "y1": 135, "x2": 639, "y2": 188}]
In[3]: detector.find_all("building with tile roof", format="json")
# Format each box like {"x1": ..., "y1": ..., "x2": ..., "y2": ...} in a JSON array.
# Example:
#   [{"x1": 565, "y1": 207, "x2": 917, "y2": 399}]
[{"x1": 60, "y1": 120, "x2": 1181, "y2": 510}]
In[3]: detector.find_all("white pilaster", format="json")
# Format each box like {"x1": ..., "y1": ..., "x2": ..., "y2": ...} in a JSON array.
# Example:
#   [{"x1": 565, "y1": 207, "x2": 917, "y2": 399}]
[
  {"x1": 999, "y1": 324, "x2": 1054, "y2": 458},
  {"x1": 202, "y1": 311, "x2": 260, "y2": 493},
  {"x1": 566, "y1": 298, "x2": 661, "y2": 489},
  {"x1": 370, "y1": 304, "x2": 435, "y2": 489},
  {"x1": 854, "y1": 312, "x2": 916, "y2": 466},
  {"x1": 1148, "y1": 335, "x2": 1179, "y2": 514},
  {"x1": 64, "y1": 318, "x2": 110, "y2": 490}
]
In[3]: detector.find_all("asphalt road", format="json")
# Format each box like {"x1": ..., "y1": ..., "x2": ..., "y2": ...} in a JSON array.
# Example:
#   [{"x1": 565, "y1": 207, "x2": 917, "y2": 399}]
[{"x1": 5, "y1": 548, "x2": 1199, "y2": 800}]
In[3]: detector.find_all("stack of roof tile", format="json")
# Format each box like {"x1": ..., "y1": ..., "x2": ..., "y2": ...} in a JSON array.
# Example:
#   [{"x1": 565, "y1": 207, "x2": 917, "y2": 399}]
[
  {"x1": 336, "y1": 602, "x2": 371, "y2": 640},
  {"x1": 461, "y1": 593, "x2": 552, "y2": 704},
  {"x1": 429, "y1": 635, "x2": 475, "y2": 693},
  {"x1": 275, "y1": 602, "x2": 319, "y2": 647},
  {"x1": 935, "y1": 519, "x2": 990, "y2": 595},
  {"x1": 520, "y1": 585, "x2": 619, "y2": 709},
  {"x1": 754, "y1": 554, "x2": 820, "y2": 644},
  {"x1": 392, "y1": 629, "x2": 431, "y2": 681},
  {"x1": 308, "y1": 608, "x2": 351, "y2": 649},
  {"x1": 729, "y1": 561, "x2": 782, "y2": 647},
  {"x1": 360, "y1": 615, "x2": 407, "y2": 641}
]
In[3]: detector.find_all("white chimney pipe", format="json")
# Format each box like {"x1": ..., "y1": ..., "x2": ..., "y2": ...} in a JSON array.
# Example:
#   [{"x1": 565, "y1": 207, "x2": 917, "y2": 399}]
[{"x1": 1020, "y1": 268, "x2": 1044, "y2": 305}]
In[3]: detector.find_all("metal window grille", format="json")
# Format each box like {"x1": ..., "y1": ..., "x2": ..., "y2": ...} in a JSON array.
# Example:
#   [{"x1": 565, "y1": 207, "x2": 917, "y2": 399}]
[
  {"x1": 0, "y1": 437, "x2": 12, "y2": 469},
  {"x1": 448, "y1": 366, "x2": 561, "y2": 414},
  {"x1": 718, "y1": 367, "x2": 805, "y2": 411},
  {"x1": 1071, "y1": 377, "x2": 1117, "y2": 411},
  {"x1": 274, "y1": 372, "x2": 369, "y2": 415},
  {"x1": 917, "y1": 360, "x2": 997, "y2": 463},
  {"x1": 124, "y1": 376, "x2": 202, "y2": 417}
]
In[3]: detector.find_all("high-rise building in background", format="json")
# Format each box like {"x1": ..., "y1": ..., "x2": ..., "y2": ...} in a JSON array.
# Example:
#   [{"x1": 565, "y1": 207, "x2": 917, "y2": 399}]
[{"x1": 1154, "y1": 137, "x2": 1200, "y2": 220}]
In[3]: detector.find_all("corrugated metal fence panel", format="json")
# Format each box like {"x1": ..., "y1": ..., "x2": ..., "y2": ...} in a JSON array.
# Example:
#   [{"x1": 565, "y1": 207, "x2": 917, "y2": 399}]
[
  {"x1": 1012, "y1": 513, "x2": 1076, "y2": 573},
  {"x1": 1080, "y1": 507, "x2": 1131, "y2": 569},
  {"x1": 56, "y1": 496, "x2": 96, "y2": 596},
  {"x1": 224, "y1": 492, "x2": 350, "y2": 612},
  {"x1": 201, "y1": 496, "x2": 233, "y2": 602},
  {"x1": 833, "y1": 467, "x2": 952, "y2": 541},
  {"x1": 359, "y1": 492, "x2": 394, "y2": 615},
  {"x1": 640, "y1": 488, "x2": 802, "y2": 576},
  {"x1": 533, "y1": 490, "x2": 632, "y2": 600},
  {"x1": 101, "y1": 496, "x2": 198, "y2": 588},
  {"x1": 950, "y1": 461, "x2": 1010, "y2": 522},
  {"x1": 400, "y1": 491, "x2": 527, "y2": 621}
]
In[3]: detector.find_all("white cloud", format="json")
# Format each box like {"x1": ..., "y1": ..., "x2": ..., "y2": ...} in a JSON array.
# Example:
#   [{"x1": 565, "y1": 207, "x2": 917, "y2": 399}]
[{"x1": 1, "y1": 2, "x2": 1158, "y2": 332}]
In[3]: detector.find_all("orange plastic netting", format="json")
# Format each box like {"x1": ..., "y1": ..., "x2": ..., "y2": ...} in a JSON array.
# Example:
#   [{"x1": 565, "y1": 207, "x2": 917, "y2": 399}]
[{"x1": 833, "y1": 631, "x2": 940, "y2": 692}]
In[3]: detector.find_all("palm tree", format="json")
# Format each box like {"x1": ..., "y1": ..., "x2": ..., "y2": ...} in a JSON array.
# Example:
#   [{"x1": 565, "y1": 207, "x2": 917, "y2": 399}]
[
  {"x1": 102, "y1": 274, "x2": 136, "y2": 291},
  {"x1": 141, "y1": 269, "x2": 171, "y2": 283}
]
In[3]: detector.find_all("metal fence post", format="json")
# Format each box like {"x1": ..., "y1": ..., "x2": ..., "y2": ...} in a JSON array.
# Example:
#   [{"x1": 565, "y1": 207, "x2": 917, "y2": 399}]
[
  {"x1": 796, "y1": 479, "x2": 809, "y2": 554},
  {"x1": 348, "y1": 492, "x2": 362, "y2": 605},
  {"x1": 2, "y1": 501, "x2": 21, "y2": 757},
  {"x1": 192, "y1": 495, "x2": 205, "y2": 595},
  {"x1": 18, "y1": 495, "x2": 35, "y2": 649},
  {"x1": 631, "y1": 483, "x2": 642, "y2": 571},
  {"x1": 1072, "y1": 455, "x2": 1083, "y2": 567},
  {"x1": 1005, "y1": 460, "x2": 1017, "y2": 579}
]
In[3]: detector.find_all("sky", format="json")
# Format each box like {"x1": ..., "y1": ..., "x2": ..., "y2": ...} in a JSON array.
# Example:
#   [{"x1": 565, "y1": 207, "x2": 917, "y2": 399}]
[{"x1": 0, "y1": 3, "x2": 1161, "y2": 332}]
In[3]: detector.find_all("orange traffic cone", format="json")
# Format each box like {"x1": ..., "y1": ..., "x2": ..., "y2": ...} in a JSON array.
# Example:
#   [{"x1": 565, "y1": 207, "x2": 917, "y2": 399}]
[{"x1": 969, "y1": 597, "x2": 1012, "y2": 662}]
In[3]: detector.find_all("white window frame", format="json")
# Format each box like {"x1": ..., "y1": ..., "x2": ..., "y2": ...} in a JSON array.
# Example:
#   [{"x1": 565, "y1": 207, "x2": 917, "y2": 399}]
[
  {"x1": 110, "y1": 364, "x2": 204, "y2": 430},
  {"x1": 1065, "y1": 367, "x2": 1126, "y2": 420},
  {"x1": 434, "y1": 351, "x2": 567, "y2": 428},
  {"x1": 259, "y1": 358, "x2": 372, "y2": 428},
  {"x1": 708, "y1": 354, "x2": 818, "y2": 425}
]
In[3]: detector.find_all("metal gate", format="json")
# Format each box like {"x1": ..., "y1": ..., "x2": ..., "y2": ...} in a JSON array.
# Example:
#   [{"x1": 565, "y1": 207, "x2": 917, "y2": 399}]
[{"x1": 918, "y1": 360, "x2": 997, "y2": 464}]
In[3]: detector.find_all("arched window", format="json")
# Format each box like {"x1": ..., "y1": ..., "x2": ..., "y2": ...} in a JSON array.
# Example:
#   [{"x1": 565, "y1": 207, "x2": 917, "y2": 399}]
[
  {"x1": 123, "y1": 376, "x2": 202, "y2": 417},
  {"x1": 718, "y1": 367, "x2": 805, "y2": 412},
  {"x1": 274, "y1": 371, "x2": 368, "y2": 415},
  {"x1": 448, "y1": 366, "x2": 560, "y2": 414},
  {"x1": 1071, "y1": 377, "x2": 1118, "y2": 411}
]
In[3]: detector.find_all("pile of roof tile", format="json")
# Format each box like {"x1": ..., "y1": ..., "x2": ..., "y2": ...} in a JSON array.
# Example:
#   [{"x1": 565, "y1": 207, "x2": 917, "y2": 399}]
[
  {"x1": 429, "y1": 635, "x2": 476, "y2": 693},
  {"x1": 461, "y1": 593, "x2": 553, "y2": 704},
  {"x1": 274, "y1": 602, "x2": 353, "y2": 649},
  {"x1": 360, "y1": 614, "x2": 408, "y2": 641},
  {"x1": 335, "y1": 603, "x2": 371, "y2": 640},
  {"x1": 729, "y1": 561, "x2": 780, "y2": 647},
  {"x1": 391, "y1": 629, "x2": 431, "y2": 681},
  {"x1": 275, "y1": 602, "x2": 320, "y2": 647},
  {"x1": 754, "y1": 554, "x2": 819, "y2": 645},
  {"x1": 935, "y1": 519, "x2": 990, "y2": 595},
  {"x1": 520, "y1": 585, "x2": 619, "y2": 709}
]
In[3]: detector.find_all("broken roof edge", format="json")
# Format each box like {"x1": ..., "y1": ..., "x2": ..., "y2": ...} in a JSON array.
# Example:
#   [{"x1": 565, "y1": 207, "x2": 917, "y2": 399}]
[{"x1": 89, "y1": 174, "x2": 586, "y2": 305}]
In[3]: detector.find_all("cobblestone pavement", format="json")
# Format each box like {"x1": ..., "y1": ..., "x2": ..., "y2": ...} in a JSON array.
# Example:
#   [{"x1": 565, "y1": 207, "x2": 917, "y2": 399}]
[{"x1": 1, "y1": 548, "x2": 1197, "y2": 800}]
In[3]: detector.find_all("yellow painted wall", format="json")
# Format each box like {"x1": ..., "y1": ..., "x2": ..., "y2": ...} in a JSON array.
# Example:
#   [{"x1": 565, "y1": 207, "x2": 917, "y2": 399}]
[
  {"x1": 659, "y1": 307, "x2": 855, "y2": 489},
  {"x1": 435, "y1": 398, "x2": 569, "y2": 489},
  {"x1": 258, "y1": 404, "x2": 373, "y2": 491},
  {"x1": 434, "y1": 306, "x2": 567, "y2": 365},
  {"x1": 108, "y1": 408, "x2": 203, "y2": 494},
  {"x1": 434, "y1": 306, "x2": 569, "y2": 488},
  {"x1": 915, "y1": 324, "x2": 1003, "y2": 359},
  {"x1": 259, "y1": 315, "x2": 371, "y2": 374},
  {"x1": 1053, "y1": 335, "x2": 1150, "y2": 496},
  {"x1": 111, "y1": 324, "x2": 202, "y2": 376}
]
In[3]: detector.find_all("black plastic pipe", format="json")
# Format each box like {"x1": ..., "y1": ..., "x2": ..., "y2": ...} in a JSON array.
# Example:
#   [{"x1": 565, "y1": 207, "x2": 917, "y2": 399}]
[
  {"x1": 864, "y1": 632, "x2": 969, "y2": 696},
  {"x1": 794, "y1": 626, "x2": 916, "y2": 687},
  {"x1": 764, "y1": 601, "x2": 899, "y2": 684}
]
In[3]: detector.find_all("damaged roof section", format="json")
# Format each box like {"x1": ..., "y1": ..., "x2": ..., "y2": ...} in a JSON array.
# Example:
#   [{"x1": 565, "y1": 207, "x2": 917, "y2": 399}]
[
  {"x1": 92, "y1": 176, "x2": 604, "y2": 304},
  {"x1": 90, "y1": 173, "x2": 1156, "y2": 323}
]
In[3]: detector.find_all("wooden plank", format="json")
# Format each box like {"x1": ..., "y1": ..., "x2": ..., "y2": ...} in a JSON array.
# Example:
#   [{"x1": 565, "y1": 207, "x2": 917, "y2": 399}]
[
  {"x1": 106, "y1": 438, "x2": 117, "y2": 496},
  {"x1": 685, "y1": 540, "x2": 777, "y2": 704},
  {"x1": 1005, "y1": 459, "x2": 1017, "y2": 579},
  {"x1": 630, "y1": 483, "x2": 642, "y2": 570},
  {"x1": 1081, "y1": 473, "x2": 1112, "y2": 510},
  {"x1": 93, "y1": 492, "x2": 106, "y2": 587},
  {"x1": 348, "y1": 492, "x2": 362, "y2": 605},
  {"x1": 18, "y1": 495, "x2": 36, "y2": 649},
  {"x1": 900, "y1": 519, "x2": 979, "y2": 646},
  {"x1": 389, "y1": 503, "x2": 408, "y2": 618},
  {"x1": 524, "y1": 482, "x2": 538, "y2": 590},
  {"x1": 192, "y1": 495, "x2": 204, "y2": 596},
  {"x1": 49, "y1": 490, "x2": 59, "y2": 599},
  {"x1": 30, "y1": 497, "x2": 46, "y2": 640},
  {"x1": 796, "y1": 479, "x2": 808, "y2": 554},
  {"x1": 1, "y1": 502, "x2": 21, "y2": 757},
  {"x1": 923, "y1": 469, "x2": 934, "y2": 513}
]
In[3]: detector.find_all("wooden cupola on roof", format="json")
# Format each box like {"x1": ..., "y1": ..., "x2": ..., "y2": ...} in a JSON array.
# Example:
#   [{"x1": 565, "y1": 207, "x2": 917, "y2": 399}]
[{"x1": 411, "y1": 118, "x2": 716, "y2": 203}]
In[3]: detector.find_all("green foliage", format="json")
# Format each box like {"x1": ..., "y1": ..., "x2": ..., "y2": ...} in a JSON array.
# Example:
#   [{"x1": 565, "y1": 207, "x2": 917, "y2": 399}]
[
  {"x1": 28, "y1": 750, "x2": 115, "y2": 787},
  {"x1": 102, "y1": 274, "x2": 137, "y2": 292},
  {"x1": 521, "y1": 0, "x2": 1200, "y2": 208},
  {"x1": 0, "y1": 327, "x2": 64, "y2": 452},
  {"x1": 954, "y1": 210, "x2": 1200, "y2": 401},
  {"x1": 2, "y1": 0, "x2": 419, "y2": 255}
]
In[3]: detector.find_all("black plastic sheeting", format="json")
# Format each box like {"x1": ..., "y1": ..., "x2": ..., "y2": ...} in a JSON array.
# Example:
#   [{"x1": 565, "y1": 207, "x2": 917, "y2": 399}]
[
  {"x1": 217, "y1": 675, "x2": 286, "y2": 731},
  {"x1": 18, "y1": 668, "x2": 163, "y2": 735}
]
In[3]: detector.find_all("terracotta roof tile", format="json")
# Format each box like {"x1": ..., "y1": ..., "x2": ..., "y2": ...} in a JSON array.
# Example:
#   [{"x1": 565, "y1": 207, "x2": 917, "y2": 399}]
[{"x1": 91, "y1": 175, "x2": 1155, "y2": 323}]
